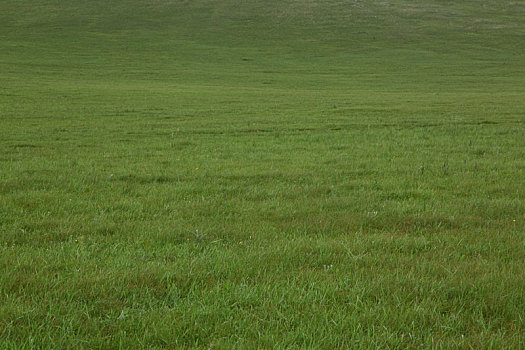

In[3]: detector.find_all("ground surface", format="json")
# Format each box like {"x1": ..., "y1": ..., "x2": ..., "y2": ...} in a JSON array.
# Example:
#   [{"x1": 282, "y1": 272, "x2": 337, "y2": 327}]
[{"x1": 1, "y1": 0, "x2": 525, "y2": 348}]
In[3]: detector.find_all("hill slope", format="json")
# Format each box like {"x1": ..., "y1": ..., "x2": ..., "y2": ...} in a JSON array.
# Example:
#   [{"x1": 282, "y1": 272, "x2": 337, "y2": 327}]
[{"x1": 1, "y1": 0, "x2": 525, "y2": 348}]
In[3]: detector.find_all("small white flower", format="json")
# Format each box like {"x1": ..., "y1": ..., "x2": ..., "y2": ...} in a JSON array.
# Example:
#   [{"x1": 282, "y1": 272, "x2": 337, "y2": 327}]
[{"x1": 323, "y1": 264, "x2": 334, "y2": 271}]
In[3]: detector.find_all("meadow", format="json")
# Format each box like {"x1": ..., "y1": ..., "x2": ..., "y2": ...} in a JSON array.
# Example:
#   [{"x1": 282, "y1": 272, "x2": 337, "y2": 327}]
[{"x1": 1, "y1": 0, "x2": 525, "y2": 348}]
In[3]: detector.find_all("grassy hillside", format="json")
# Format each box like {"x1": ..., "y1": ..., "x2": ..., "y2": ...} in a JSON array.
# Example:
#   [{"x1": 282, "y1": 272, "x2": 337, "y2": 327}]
[{"x1": 1, "y1": 0, "x2": 525, "y2": 348}]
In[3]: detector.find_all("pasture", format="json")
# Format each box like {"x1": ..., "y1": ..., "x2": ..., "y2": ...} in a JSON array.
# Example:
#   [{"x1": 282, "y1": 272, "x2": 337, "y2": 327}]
[{"x1": 1, "y1": 0, "x2": 525, "y2": 347}]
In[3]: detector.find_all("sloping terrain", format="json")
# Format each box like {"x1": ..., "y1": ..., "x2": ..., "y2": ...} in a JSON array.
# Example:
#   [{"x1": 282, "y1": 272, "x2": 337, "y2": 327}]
[{"x1": 1, "y1": 0, "x2": 525, "y2": 348}]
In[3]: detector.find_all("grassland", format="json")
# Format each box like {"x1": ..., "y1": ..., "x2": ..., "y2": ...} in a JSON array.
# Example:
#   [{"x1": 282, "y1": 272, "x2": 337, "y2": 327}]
[{"x1": 1, "y1": 0, "x2": 525, "y2": 348}]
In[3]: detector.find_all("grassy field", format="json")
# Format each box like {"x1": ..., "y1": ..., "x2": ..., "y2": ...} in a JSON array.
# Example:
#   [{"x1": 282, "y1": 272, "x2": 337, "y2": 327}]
[{"x1": 1, "y1": 0, "x2": 525, "y2": 348}]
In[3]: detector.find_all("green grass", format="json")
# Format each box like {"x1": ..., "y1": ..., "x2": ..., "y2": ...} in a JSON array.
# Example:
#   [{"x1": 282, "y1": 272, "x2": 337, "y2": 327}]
[{"x1": 1, "y1": 0, "x2": 525, "y2": 348}]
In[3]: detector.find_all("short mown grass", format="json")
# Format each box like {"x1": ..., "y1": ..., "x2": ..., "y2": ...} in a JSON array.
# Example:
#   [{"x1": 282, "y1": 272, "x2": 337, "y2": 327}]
[{"x1": 1, "y1": 0, "x2": 525, "y2": 348}]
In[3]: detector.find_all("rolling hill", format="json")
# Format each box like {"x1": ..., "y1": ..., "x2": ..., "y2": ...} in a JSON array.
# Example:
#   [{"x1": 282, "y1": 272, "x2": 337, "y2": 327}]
[{"x1": 1, "y1": 0, "x2": 525, "y2": 348}]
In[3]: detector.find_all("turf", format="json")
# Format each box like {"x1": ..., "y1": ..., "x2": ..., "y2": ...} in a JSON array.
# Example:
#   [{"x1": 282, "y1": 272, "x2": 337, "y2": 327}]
[{"x1": 1, "y1": 0, "x2": 525, "y2": 348}]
